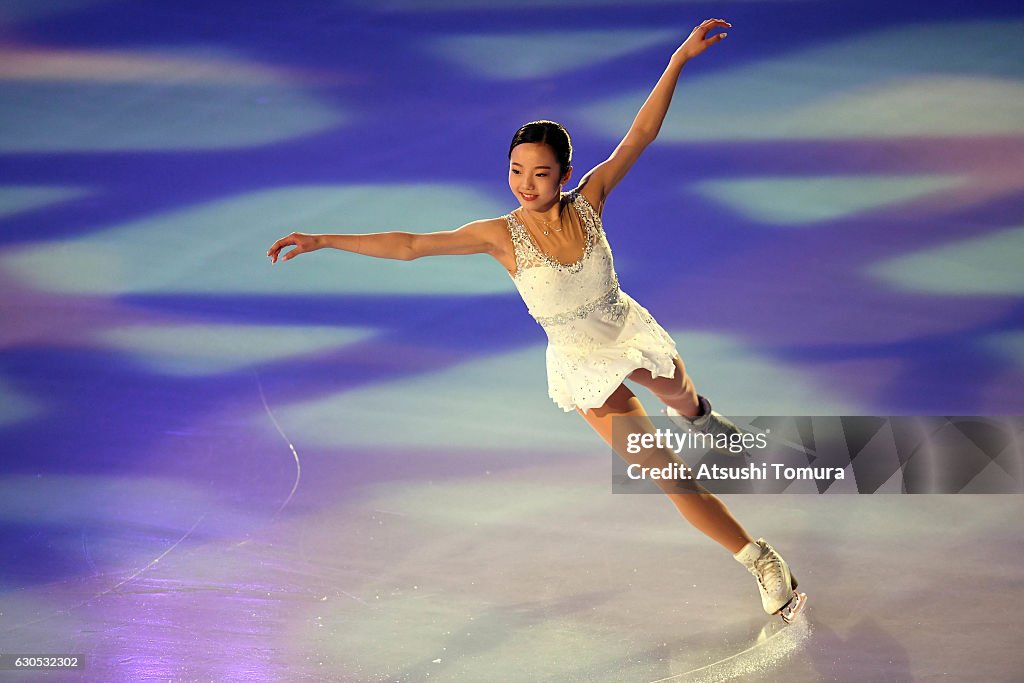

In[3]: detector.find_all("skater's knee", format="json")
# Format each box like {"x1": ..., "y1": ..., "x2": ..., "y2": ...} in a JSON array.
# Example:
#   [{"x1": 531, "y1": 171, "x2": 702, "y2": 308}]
[
  {"x1": 630, "y1": 357, "x2": 695, "y2": 399},
  {"x1": 575, "y1": 390, "x2": 647, "y2": 433},
  {"x1": 626, "y1": 367, "x2": 655, "y2": 383},
  {"x1": 589, "y1": 384, "x2": 639, "y2": 417}
]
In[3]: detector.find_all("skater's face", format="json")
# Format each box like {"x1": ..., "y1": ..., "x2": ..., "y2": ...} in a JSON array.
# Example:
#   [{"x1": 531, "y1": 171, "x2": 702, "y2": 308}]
[{"x1": 509, "y1": 142, "x2": 571, "y2": 209}]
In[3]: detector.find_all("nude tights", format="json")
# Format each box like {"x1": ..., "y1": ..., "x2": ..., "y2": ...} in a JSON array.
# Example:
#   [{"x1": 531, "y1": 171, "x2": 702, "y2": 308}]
[{"x1": 576, "y1": 355, "x2": 754, "y2": 555}]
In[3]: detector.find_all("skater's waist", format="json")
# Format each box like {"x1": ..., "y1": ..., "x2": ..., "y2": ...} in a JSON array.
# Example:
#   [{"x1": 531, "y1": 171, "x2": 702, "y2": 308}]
[{"x1": 530, "y1": 278, "x2": 622, "y2": 327}]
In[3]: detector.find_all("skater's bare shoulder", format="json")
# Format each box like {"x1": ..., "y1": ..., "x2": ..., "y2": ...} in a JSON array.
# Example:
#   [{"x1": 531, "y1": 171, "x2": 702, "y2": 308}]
[
  {"x1": 573, "y1": 177, "x2": 607, "y2": 218},
  {"x1": 573, "y1": 130, "x2": 653, "y2": 219}
]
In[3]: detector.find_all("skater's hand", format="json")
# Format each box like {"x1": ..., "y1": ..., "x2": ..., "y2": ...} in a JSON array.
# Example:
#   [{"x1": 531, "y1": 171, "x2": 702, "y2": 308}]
[
  {"x1": 267, "y1": 232, "x2": 322, "y2": 264},
  {"x1": 675, "y1": 18, "x2": 730, "y2": 60}
]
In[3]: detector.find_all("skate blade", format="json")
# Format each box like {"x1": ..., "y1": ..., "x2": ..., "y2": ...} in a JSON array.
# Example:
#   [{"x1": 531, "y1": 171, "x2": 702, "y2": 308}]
[{"x1": 778, "y1": 591, "x2": 807, "y2": 624}]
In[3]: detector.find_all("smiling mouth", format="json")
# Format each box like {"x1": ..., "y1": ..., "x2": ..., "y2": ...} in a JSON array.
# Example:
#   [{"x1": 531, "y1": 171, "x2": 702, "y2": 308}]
[{"x1": 520, "y1": 193, "x2": 538, "y2": 201}]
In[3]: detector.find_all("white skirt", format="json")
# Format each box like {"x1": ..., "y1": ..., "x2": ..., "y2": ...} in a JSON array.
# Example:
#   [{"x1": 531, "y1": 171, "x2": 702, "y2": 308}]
[{"x1": 543, "y1": 290, "x2": 679, "y2": 413}]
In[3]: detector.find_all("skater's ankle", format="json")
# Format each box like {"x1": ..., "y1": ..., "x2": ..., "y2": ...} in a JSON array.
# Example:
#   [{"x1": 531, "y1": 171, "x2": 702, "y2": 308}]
[
  {"x1": 733, "y1": 539, "x2": 762, "y2": 566},
  {"x1": 667, "y1": 397, "x2": 701, "y2": 418},
  {"x1": 729, "y1": 537, "x2": 756, "y2": 555}
]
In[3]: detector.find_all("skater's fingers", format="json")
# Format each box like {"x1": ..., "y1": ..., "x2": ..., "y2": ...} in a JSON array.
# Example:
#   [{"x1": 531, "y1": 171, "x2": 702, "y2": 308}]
[
  {"x1": 685, "y1": 19, "x2": 731, "y2": 49},
  {"x1": 270, "y1": 232, "x2": 315, "y2": 264},
  {"x1": 694, "y1": 18, "x2": 731, "y2": 31},
  {"x1": 281, "y1": 246, "x2": 304, "y2": 262},
  {"x1": 267, "y1": 235, "x2": 296, "y2": 258}
]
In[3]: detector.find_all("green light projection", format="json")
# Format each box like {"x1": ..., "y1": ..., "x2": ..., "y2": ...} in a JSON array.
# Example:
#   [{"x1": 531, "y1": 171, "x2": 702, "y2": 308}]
[
  {"x1": 690, "y1": 175, "x2": 964, "y2": 225},
  {"x1": 93, "y1": 323, "x2": 380, "y2": 376},
  {"x1": 0, "y1": 184, "x2": 517, "y2": 296},
  {"x1": 869, "y1": 226, "x2": 1024, "y2": 295}
]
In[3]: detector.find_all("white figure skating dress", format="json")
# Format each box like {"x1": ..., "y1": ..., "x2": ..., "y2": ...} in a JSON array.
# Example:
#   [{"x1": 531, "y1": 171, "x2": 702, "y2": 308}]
[{"x1": 504, "y1": 188, "x2": 678, "y2": 413}]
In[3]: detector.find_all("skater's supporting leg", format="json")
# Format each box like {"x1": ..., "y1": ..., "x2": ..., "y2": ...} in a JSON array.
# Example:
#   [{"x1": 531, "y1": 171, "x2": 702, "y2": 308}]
[
  {"x1": 577, "y1": 383, "x2": 753, "y2": 554},
  {"x1": 627, "y1": 355, "x2": 700, "y2": 417}
]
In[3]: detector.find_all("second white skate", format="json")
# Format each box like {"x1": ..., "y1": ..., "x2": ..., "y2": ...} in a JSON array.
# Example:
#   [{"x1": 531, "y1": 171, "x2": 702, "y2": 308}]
[{"x1": 734, "y1": 538, "x2": 808, "y2": 624}]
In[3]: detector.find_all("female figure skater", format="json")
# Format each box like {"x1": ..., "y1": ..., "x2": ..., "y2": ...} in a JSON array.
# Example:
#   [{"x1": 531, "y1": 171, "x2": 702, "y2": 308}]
[{"x1": 268, "y1": 18, "x2": 806, "y2": 623}]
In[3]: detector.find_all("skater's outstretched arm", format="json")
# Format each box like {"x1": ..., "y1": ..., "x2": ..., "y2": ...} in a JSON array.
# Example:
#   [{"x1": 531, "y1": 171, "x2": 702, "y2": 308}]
[
  {"x1": 266, "y1": 218, "x2": 506, "y2": 264},
  {"x1": 577, "y1": 18, "x2": 730, "y2": 212}
]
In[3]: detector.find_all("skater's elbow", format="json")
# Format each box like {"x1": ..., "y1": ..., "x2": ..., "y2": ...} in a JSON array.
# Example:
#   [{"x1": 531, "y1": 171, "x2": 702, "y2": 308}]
[{"x1": 391, "y1": 233, "x2": 419, "y2": 260}]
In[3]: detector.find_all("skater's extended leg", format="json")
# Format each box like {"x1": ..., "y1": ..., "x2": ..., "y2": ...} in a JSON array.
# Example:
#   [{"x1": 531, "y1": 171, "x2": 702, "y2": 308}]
[
  {"x1": 577, "y1": 383, "x2": 753, "y2": 554},
  {"x1": 631, "y1": 355, "x2": 748, "y2": 455},
  {"x1": 628, "y1": 356, "x2": 699, "y2": 417}
]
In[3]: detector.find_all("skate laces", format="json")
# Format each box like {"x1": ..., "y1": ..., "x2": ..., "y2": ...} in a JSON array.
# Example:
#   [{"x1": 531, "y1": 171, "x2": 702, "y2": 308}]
[{"x1": 753, "y1": 546, "x2": 785, "y2": 593}]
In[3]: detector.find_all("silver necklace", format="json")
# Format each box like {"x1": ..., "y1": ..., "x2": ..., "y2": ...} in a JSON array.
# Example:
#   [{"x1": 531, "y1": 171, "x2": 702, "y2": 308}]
[{"x1": 524, "y1": 204, "x2": 564, "y2": 236}]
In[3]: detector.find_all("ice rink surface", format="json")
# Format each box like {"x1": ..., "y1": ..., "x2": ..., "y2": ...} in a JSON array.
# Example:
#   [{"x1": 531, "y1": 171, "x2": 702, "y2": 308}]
[{"x1": 3, "y1": 442, "x2": 1023, "y2": 681}]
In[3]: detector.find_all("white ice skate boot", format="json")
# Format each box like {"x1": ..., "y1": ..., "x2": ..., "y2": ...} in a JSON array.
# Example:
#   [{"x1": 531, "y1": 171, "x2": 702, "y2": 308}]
[
  {"x1": 734, "y1": 538, "x2": 807, "y2": 624},
  {"x1": 664, "y1": 395, "x2": 750, "y2": 457}
]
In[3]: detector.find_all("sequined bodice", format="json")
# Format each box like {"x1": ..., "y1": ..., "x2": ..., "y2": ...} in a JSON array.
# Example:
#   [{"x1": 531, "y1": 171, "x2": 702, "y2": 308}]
[
  {"x1": 502, "y1": 189, "x2": 679, "y2": 411},
  {"x1": 505, "y1": 190, "x2": 624, "y2": 329}
]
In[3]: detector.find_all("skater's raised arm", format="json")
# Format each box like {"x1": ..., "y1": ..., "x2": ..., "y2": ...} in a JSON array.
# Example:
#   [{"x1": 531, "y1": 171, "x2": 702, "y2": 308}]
[
  {"x1": 577, "y1": 18, "x2": 730, "y2": 211},
  {"x1": 266, "y1": 218, "x2": 506, "y2": 264}
]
